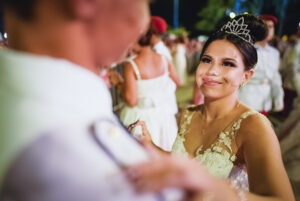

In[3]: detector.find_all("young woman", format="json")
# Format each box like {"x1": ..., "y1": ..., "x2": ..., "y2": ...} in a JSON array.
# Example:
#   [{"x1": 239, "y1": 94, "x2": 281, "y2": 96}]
[
  {"x1": 114, "y1": 25, "x2": 180, "y2": 152},
  {"x1": 126, "y1": 14, "x2": 295, "y2": 201}
]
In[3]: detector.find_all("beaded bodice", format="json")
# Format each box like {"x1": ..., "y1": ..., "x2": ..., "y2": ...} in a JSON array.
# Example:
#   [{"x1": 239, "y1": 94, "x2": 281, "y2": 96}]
[{"x1": 172, "y1": 106, "x2": 257, "y2": 179}]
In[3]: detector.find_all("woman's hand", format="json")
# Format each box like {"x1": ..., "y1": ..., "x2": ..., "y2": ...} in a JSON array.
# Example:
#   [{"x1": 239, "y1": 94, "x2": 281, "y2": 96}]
[
  {"x1": 128, "y1": 121, "x2": 152, "y2": 145},
  {"x1": 125, "y1": 152, "x2": 216, "y2": 200},
  {"x1": 108, "y1": 69, "x2": 124, "y2": 86}
]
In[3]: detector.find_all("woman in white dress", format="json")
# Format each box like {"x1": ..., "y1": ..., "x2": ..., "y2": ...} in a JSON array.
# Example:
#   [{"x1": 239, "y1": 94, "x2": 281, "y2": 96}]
[
  {"x1": 126, "y1": 14, "x2": 295, "y2": 201},
  {"x1": 173, "y1": 34, "x2": 188, "y2": 85},
  {"x1": 114, "y1": 25, "x2": 180, "y2": 151}
]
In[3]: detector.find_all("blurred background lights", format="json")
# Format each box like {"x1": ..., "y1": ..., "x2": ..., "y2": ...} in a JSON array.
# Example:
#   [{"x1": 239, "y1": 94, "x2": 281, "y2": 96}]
[
  {"x1": 229, "y1": 12, "x2": 236, "y2": 18},
  {"x1": 282, "y1": 35, "x2": 288, "y2": 41},
  {"x1": 3, "y1": 32, "x2": 7, "y2": 39}
]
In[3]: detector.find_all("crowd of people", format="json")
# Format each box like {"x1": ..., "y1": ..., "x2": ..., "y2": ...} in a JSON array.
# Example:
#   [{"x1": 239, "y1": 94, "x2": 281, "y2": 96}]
[{"x1": 0, "y1": 0, "x2": 299, "y2": 200}]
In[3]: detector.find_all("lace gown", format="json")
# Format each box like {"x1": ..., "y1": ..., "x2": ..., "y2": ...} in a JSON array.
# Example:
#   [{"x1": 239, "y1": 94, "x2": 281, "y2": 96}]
[{"x1": 172, "y1": 105, "x2": 258, "y2": 189}]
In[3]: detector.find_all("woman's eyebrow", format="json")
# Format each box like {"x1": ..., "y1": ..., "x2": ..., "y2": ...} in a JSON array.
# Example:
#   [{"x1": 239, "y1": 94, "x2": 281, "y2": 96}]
[
  {"x1": 202, "y1": 54, "x2": 212, "y2": 58},
  {"x1": 223, "y1": 58, "x2": 237, "y2": 63}
]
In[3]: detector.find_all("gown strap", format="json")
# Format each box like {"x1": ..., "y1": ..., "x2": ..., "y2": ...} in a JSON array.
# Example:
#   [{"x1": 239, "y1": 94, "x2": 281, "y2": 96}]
[
  {"x1": 230, "y1": 110, "x2": 258, "y2": 135},
  {"x1": 128, "y1": 59, "x2": 141, "y2": 80}
]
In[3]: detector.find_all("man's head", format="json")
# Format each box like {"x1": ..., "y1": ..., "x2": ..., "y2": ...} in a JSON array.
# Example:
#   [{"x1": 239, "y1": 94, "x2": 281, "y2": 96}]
[
  {"x1": 2, "y1": 0, "x2": 149, "y2": 68},
  {"x1": 150, "y1": 16, "x2": 167, "y2": 34},
  {"x1": 149, "y1": 16, "x2": 167, "y2": 45},
  {"x1": 260, "y1": 15, "x2": 277, "y2": 42},
  {"x1": 86, "y1": 0, "x2": 150, "y2": 66}
]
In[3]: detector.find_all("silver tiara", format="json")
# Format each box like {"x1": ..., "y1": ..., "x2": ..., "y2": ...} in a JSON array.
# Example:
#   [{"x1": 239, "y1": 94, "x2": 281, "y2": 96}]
[{"x1": 220, "y1": 17, "x2": 253, "y2": 44}]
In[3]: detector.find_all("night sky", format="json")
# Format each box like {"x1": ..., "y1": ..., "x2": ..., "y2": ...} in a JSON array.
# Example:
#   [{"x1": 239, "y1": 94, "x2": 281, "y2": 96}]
[
  {"x1": 150, "y1": 0, "x2": 207, "y2": 38},
  {"x1": 150, "y1": 0, "x2": 300, "y2": 38}
]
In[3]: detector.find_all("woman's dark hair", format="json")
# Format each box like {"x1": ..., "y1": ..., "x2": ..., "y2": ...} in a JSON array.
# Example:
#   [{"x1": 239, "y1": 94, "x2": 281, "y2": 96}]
[
  {"x1": 200, "y1": 14, "x2": 268, "y2": 71},
  {"x1": 138, "y1": 23, "x2": 159, "y2": 47},
  {"x1": 175, "y1": 34, "x2": 186, "y2": 44}
]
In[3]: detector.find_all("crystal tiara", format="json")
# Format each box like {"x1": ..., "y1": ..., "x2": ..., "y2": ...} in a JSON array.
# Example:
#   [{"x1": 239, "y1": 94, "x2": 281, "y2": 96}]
[{"x1": 220, "y1": 17, "x2": 253, "y2": 44}]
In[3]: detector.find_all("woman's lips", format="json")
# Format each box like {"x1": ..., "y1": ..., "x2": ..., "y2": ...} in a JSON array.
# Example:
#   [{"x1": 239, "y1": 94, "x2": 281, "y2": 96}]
[{"x1": 202, "y1": 78, "x2": 222, "y2": 86}]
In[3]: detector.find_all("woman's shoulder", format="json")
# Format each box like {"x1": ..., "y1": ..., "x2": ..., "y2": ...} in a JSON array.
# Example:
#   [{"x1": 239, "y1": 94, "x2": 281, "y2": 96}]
[
  {"x1": 237, "y1": 108, "x2": 275, "y2": 140},
  {"x1": 239, "y1": 107, "x2": 270, "y2": 126}
]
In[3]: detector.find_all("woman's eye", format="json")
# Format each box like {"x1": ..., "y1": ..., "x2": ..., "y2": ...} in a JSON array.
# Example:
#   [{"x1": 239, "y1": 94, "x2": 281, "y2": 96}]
[
  {"x1": 223, "y1": 61, "x2": 235, "y2": 67},
  {"x1": 201, "y1": 58, "x2": 211, "y2": 63}
]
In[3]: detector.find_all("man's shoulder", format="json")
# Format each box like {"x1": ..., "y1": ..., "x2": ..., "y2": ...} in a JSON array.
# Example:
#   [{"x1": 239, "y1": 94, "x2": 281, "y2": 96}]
[
  {"x1": 266, "y1": 45, "x2": 280, "y2": 56},
  {"x1": 0, "y1": 119, "x2": 152, "y2": 201}
]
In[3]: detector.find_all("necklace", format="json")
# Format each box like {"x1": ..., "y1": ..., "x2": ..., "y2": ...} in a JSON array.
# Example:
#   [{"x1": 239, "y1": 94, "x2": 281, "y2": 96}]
[{"x1": 200, "y1": 100, "x2": 240, "y2": 136}]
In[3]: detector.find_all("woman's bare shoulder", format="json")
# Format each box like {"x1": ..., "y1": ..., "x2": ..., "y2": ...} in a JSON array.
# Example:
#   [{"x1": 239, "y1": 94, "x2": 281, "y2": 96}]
[
  {"x1": 237, "y1": 108, "x2": 276, "y2": 146},
  {"x1": 237, "y1": 103, "x2": 271, "y2": 127}
]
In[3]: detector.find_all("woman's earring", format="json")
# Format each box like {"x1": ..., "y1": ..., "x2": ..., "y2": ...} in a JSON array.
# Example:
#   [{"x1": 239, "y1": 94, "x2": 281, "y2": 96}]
[{"x1": 240, "y1": 82, "x2": 245, "y2": 88}]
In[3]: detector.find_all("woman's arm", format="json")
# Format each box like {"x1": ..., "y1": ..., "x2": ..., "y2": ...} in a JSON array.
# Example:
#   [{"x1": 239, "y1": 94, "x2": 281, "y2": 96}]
[
  {"x1": 125, "y1": 152, "x2": 242, "y2": 201},
  {"x1": 167, "y1": 59, "x2": 181, "y2": 87},
  {"x1": 120, "y1": 62, "x2": 138, "y2": 106},
  {"x1": 237, "y1": 113, "x2": 295, "y2": 201}
]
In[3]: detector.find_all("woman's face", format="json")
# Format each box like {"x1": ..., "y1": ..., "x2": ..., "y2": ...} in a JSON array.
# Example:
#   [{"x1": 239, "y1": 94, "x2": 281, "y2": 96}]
[
  {"x1": 265, "y1": 20, "x2": 275, "y2": 42},
  {"x1": 196, "y1": 39, "x2": 252, "y2": 100}
]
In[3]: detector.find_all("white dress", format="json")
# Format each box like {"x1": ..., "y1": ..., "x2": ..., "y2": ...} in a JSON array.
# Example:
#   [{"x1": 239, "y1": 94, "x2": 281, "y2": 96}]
[
  {"x1": 173, "y1": 44, "x2": 188, "y2": 85},
  {"x1": 120, "y1": 58, "x2": 178, "y2": 151},
  {"x1": 172, "y1": 106, "x2": 259, "y2": 190},
  {"x1": 153, "y1": 41, "x2": 173, "y2": 61}
]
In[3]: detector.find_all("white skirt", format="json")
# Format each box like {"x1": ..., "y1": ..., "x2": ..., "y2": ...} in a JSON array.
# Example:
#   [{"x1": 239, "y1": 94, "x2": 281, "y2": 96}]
[{"x1": 120, "y1": 105, "x2": 178, "y2": 152}]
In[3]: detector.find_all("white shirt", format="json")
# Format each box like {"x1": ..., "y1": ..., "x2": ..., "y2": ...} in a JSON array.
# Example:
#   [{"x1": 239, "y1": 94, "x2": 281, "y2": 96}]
[
  {"x1": 281, "y1": 39, "x2": 300, "y2": 94},
  {"x1": 0, "y1": 49, "x2": 116, "y2": 184},
  {"x1": 153, "y1": 41, "x2": 172, "y2": 61},
  {"x1": 0, "y1": 49, "x2": 182, "y2": 201},
  {"x1": 238, "y1": 44, "x2": 284, "y2": 111}
]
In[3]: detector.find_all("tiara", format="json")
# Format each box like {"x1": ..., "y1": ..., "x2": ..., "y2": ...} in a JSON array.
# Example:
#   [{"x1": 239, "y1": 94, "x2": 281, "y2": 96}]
[{"x1": 220, "y1": 17, "x2": 253, "y2": 44}]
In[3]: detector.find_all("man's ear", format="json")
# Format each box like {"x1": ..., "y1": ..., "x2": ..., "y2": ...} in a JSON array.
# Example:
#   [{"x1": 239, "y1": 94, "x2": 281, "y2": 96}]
[
  {"x1": 243, "y1": 69, "x2": 254, "y2": 84},
  {"x1": 64, "y1": 0, "x2": 97, "y2": 20}
]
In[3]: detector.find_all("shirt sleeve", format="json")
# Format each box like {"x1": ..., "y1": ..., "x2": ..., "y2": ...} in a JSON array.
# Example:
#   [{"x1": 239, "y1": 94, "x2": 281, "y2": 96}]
[{"x1": 0, "y1": 128, "x2": 159, "y2": 201}]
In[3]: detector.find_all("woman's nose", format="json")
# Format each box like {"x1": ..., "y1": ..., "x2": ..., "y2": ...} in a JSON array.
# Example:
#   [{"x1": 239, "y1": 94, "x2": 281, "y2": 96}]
[{"x1": 205, "y1": 63, "x2": 219, "y2": 76}]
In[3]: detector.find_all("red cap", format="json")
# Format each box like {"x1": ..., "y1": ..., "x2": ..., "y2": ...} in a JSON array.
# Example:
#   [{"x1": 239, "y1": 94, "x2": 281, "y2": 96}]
[
  {"x1": 151, "y1": 16, "x2": 167, "y2": 33},
  {"x1": 260, "y1": 15, "x2": 278, "y2": 24}
]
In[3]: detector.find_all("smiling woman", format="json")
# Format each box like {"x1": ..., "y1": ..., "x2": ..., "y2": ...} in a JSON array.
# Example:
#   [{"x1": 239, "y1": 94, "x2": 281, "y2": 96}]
[{"x1": 127, "y1": 14, "x2": 296, "y2": 201}]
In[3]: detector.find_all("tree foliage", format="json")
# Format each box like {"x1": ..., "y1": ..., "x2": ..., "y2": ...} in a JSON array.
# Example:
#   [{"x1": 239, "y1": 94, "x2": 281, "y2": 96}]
[
  {"x1": 195, "y1": 0, "x2": 296, "y2": 35},
  {"x1": 195, "y1": 0, "x2": 235, "y2": 32}
]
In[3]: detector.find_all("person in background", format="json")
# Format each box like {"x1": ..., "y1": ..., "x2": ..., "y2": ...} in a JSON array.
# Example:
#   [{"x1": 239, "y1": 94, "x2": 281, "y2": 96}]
[
  {"x1": 238, "y1": 15, "x2": 284, "y2": 116},
  {"x1": 0, "y1": 0, "x2": 182, "y2": 200},
  {"x1": 279, "y1": 34, "x2": 300, "y2": 116},
  {"x1": 277, "y1": 30, "x2": 300, "y2": 200},
  {"x1": 150, "y1": 16, "x2": 173, "y2": 61},
  {"x1": 172, "y1": 34, "x2": 188, "y2": 85},
  {"x1": 111, "y1": 25, "x2": 180, "y2": 151}
]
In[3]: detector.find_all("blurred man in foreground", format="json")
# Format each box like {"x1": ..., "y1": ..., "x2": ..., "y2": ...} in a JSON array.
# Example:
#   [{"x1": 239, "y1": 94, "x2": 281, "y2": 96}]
[{"x1": 0, "y1": 0, "x2": 180, "y2": 200}]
